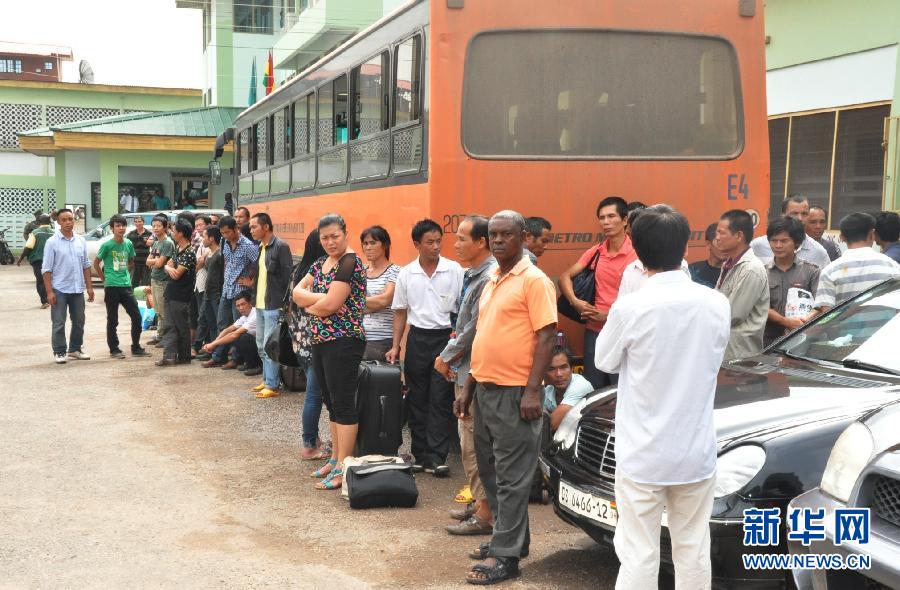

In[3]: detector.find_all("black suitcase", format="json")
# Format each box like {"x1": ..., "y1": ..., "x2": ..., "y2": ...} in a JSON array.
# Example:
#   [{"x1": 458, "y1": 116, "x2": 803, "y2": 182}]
[
  {"x1": 280, "y1": 365, "x2": 307, "y2": 392},
  {"x1": 346, "y1": 463, "x2": 418, "y2": 509},
  {"x1": 355, "y1": 360, "x2": 404, "y2": 456}
]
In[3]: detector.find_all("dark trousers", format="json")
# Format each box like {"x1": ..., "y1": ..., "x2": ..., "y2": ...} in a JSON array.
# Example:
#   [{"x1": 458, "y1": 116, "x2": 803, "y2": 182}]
[
  {"x1": 312, "y1": 337, "x2": 366, "y2": 425},
  {"x1": 196, "y1": 290, "x2": 218, "y2": 347},
  {"x1": 31, "y1": 260, "x2": 47, "y2": 304},
  {"x1": 234, "y1": 332, "x2": 262, "y2": 369},
  {"x1": 189, "y1": 289, "x2": 199, "y2": 330},
  {"x1": 104, "y1": 286, "x2": 143, "y2": 352},
  {"x1": 131, "y1": 262, "x2": 150, "y2": 288},
  {"x1": 583, "y1": 329, "x2": 617, "y2": 389},
  {"x1": 162, "y1": 299, "x2": 191, "y2": 361},
  {"x1": 473, "y1": 382, "x2": 541, "y2": 559},
  {"x1": 213, "y1": 295, "x2": 241, "y2": 362},
  {"x1": 404, "y1": 326, "x2": 454, "y2": 465}
]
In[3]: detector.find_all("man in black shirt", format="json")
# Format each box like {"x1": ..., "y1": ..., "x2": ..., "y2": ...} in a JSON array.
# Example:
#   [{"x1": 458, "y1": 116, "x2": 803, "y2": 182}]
[
  {"x1": 126, "y1": 216, "x2": 153, "y2": 287},
  {"x1": 689, "y1": 222, "x2": 724, "y2": 289},
  {"x1": 235, "y1": 206, "x2": 254, "y2": 243},
  {"x1": 156, "y1": 219, "x2": 196, "y2": 366},
  {"x1": 196, "y1": 225, "x2": 224, "y2": 361}
]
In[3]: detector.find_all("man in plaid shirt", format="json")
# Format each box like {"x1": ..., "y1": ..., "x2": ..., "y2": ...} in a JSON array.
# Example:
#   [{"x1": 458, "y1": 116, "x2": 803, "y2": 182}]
[{"x1": 203, "y1": 215, "x2": 259, "y2": 369}]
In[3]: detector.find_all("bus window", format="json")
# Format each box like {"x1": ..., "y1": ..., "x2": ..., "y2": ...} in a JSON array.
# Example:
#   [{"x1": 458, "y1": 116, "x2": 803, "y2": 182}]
[
  {"x1": 334, "y1": 74, "x2": 349, "y2": 145},
  {"x1": 238, "y1": 128, "x2": 250, "y2": 175},
  {"x1": 462, "y1": 31, "x2": 742, "y2": 159},
  {"x1": 394, "y1": 35, "x2": 421, "y2": 126},
  {"x1": 273, "y1": 108, "x2": 286, "y2": 164},
  {"x1": 254, "y1": 118, "x2": 269, "y2": 167},
  {"x1": 293, "y1": 94, "x2": 310, "y2": 156},
  {"x1": 352, "y1": 51, "x2": 390, "y2": 140}
]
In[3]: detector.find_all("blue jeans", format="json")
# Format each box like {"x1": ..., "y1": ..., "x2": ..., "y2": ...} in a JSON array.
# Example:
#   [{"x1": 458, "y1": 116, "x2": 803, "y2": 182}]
[
  {"x1": 301, "y1": 363, "x2": 323, "y2": 448},
  {"x1": 212, "y1": 295, "x2": 240, "y2": 362},
  {"x1": 255, "y1": 308, "x2": 282, "y2": 389},
  {"x1": 51, "y1": 290, "x2": 86, "y2": 354}
]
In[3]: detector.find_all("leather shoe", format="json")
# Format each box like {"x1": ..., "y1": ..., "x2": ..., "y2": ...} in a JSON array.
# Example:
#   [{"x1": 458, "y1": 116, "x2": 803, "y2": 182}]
[
  {"x1": 221, "y1": 360, "x2": 238, "y2": 370},
  {"x1": 201, "y1": 359, "x2": 223, "y2": 368},
  {"x1": 449, "y1": 503, "x2": 475, "y2": 522},
  {"x1": 445, "y1": 515, "x2": 493, "y2": 536},
  {"x1": 244, "y1": 366, "x2": 262, "y2": 376},
  {"x1": 155, "y1": 359, "x2": 177, "y2": 367}
]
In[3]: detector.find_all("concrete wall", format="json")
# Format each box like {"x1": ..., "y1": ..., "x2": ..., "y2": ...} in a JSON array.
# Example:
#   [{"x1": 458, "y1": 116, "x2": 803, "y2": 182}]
[{"x1": 0, "y1": 82, "x2": 201, "y2": 113}]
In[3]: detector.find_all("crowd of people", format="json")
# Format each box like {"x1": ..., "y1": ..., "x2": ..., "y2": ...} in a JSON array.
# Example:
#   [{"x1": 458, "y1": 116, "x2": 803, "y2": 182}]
[{"x1": 22, "y1": 192, "x2": 900, "y2": 587}]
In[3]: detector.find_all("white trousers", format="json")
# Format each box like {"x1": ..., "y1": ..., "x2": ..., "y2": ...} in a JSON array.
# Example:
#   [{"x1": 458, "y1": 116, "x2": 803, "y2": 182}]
[{"x1": 614, "y1": 472, "x2": 715, "y2": 590}]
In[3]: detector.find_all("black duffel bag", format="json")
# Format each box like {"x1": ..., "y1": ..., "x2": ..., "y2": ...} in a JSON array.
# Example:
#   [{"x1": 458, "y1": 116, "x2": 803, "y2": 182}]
[
  {"x1": 557, "y1": 247, "x2": 601, "y2": 324},
  {"x1": 346, "y1": 463, "x2": 418, "y2": 509}
]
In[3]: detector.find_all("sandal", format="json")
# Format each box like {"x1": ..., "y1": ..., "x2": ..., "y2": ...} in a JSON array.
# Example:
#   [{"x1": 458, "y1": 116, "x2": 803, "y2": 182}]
[
  {"x1": 466, "y1": 557, "x2": 520, "y2": 585},
  {"x1": 315, "y1": 468, "x2": 343, "y2": 490},
  {"x1": 455, "y1": 485, "x2": 474, "y2": 504},
  {"x1": 300, "y1": 446, "x2": 331, "y2": 461},
  {"x1": 310, "y1": 458, "x2": 337, "y2": 478},
  {"x1": 469, "y1": 542, "x2": 528, "y2": 560}
]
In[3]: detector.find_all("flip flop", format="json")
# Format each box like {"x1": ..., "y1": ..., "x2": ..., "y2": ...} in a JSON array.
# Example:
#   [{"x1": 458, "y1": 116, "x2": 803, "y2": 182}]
[
  {"x1": 310, "y1": 458, "x2": 337, "y2": 478},
  {"x1": 455, "y1": 485, "x2": 474, "y2": 504}
]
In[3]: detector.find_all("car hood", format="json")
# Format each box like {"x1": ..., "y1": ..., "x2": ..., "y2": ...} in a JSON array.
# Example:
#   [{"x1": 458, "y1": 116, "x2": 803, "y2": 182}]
[{"x1": 583, "y1": 353, "x2": 900, "y2": 447}]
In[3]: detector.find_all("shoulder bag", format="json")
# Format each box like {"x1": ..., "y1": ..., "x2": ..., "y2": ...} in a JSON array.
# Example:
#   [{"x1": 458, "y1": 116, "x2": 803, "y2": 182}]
[{"x1": 557, "y1": 247, "x2": 602, "y2": 324}]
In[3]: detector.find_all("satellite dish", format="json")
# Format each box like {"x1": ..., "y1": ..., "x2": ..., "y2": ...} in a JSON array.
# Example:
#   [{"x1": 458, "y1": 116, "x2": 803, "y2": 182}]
[{"x1": 79, "y1": 60, "x2": 94, "y2": 84}]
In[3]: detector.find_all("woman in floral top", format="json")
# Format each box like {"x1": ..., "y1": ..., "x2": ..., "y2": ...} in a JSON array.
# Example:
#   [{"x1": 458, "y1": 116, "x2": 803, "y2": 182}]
[{"x1": 292, "y1": 213, "x2": 367, "y2": 490}]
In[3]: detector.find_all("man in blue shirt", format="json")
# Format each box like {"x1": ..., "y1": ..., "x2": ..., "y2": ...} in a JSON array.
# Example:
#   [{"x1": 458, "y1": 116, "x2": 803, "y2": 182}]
[
  {"x1": 875, "y1": 211, "x2": 900, "y2": 264},
  {"x1": 41, "y1": 208, "x2": 94, "y2": 364},
  {"x1": 543, "y1": 346, "x2": 594, "y2": 430}
]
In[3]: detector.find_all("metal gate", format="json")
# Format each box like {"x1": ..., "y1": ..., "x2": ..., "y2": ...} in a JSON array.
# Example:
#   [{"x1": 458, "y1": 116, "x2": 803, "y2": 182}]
[{"x1": 0, "y1": 188, "x2": 48, "y2": 250}]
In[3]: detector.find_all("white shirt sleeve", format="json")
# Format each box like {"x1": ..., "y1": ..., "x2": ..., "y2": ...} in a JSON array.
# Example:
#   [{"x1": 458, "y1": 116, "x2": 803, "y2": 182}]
[
  {"x1": 594, "y1": 301, "x2": 630, "y2": 374},
  {"x1": 391, "y1": 267, "x2": 410, "y2": 311}
]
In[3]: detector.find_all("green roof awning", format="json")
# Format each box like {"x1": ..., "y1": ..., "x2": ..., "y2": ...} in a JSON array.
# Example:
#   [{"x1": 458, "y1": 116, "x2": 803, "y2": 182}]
[{"x1": 20, "y1": 106, "x2": 243, "y2": 138}]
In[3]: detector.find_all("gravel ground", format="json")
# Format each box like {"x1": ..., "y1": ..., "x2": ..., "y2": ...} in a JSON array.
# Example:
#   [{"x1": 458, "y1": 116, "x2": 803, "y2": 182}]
[{"x1": 0, "y1": 264, "x2": 619, "y2": 588}]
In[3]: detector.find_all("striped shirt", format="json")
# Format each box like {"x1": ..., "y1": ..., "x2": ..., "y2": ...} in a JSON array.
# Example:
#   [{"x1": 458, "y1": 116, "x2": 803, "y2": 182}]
[
  {"x1": 222, "y1": 234, "x2": 259, "y2": 298},
  {"x1": 363, "y1": 264, "x2": 400, "y2": 341},
  {"x1": 814, "y1": 248, "x2": 900, "y2": 309}
]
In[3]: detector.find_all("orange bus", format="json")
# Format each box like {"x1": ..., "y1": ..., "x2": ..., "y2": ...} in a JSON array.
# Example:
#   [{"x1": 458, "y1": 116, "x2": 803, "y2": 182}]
[{"x1": 226, "y1": 0, "x2": 769, "y2": 341}]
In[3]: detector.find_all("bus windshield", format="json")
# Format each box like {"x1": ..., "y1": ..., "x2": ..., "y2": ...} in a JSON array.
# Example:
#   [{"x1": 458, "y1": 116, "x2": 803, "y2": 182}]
[{"x1": 462, "y1": 30, "x2": 742, "y2": 159}]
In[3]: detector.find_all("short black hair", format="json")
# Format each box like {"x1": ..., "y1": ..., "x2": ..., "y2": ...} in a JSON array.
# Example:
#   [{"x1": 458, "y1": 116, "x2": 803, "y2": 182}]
[
  {"x1": 176, "y1": 211, "x2": 195, "y2": 228},
  {"x1": 464, "y1": 215, "x2": 490, "y2": 246},
  {"x1": 237, "y1": 206, "x2": 250, "y2": 217},
  {"x1": 704, "y1": 222, "x2": 718, "y2": 242},
  {"x1": 234, "y1": 291, "x2": 252, "y2": 305},
  {"x1": 524, "y1": 216, "x2": 552, "y2": 236},
  {"x1": 549, "y1": 345, "x2": 574, "y2": 366},
  {"x1": 218, "y1": 215, "x2": 237, "y2": 230},
  {"x1": 627, "y1": 207, "x2": 645, "y2": 227},
  {"x1": 196, "y1": 214, "x2": 212, "y2": 226},
  {"x1": 318, "y1": 213, "x2": 346, "y2": 233},
  {"x1": 251, "y1": 212, "x2": 273, "y2": 231},
  {"x1": 720, "y1": 209, "x2": 754, "y2": 245},
  {"x1": 360, "y1": 225, "x2": 392, "y2": 259},
  {"x1": 109, "y1": 214, "x2": 127, "y2": 228},
  {"x1": 595, "y1": 196, "x2": 628, "y2": 220},
  {"x1": 626, "y1": 201, "x2": 647, "y2": 214},
  {"x1": 875, "y1": 211, "x2": 900, "y2": 243},
  {"x1": 204, "y1": 225, "x2": 221, "y2": 244},
  {"x1": 840, "y1": 212, "x2": 876, "y2": 243},
  {"x1": 766, "y1": 216, "x2": 805, "y2": 247},
  {"x1": 632, "y1": 205, "x2": 691, "y2": 271},
  {"x1": 173, "y1": 219, "x2": 193, "y2": 240},
  {"x1": 37, "y1": 214, "x2": 51, "y2": 225},
  {"x1": 412, "y1": 218, "x2": 442, "y2": 243},
  {"x1": 57, "y1": 207, "x2": 73, "y2": 217},
  {"x1": 781, "y1": 194, "x2": 809, "y2": 214},
  {"x1": 809, "y1": 205, "x2": 828, "y2": 216},
  {"x1": 152, "y1": 214, "x2": 169, "y2": 228}
]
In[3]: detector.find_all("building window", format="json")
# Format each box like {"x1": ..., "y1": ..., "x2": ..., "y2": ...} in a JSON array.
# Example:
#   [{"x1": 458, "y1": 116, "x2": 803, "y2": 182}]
[
  {"x1": 234, "y1": 0, "x2": 273, "y2": 34},
  {"x1": 44, "y1": 61, "x2": 53, "y2": 70},
  {"x1": 0, "y1": 59, "x2": 23, "y2": 74},
  {"x1": 769, "y1": 104, "x2": 890, "y2": 229}
]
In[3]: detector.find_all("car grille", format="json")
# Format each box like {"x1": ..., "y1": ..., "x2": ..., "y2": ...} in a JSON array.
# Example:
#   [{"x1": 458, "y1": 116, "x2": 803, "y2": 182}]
[
  {"x1": 871, "y1": 475, "x2": 900, "y2": 528},
  {"x1": 574, "y1": 416, "x2": 616, "y2": 481}
]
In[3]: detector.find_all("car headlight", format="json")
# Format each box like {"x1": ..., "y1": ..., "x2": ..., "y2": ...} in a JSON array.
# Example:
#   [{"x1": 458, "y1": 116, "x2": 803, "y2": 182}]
[
  {"x1": 553, "y1": 396, "x2": 590, "y2": 450},
  {"x1": 714, "y1": 445, "x2": 766, "y2": 498},
  {"x1": 820, "y1": 422, "x2": 874, "y2": 503}
]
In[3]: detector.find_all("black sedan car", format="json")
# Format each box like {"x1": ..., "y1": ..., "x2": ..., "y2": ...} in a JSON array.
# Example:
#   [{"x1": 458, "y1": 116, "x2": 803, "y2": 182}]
[{"x1": 541, "y1": 277, "x2": 900, "y2": 589}]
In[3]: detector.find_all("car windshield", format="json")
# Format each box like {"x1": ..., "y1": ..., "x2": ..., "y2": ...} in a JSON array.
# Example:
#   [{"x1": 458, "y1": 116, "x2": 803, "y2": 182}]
[{"x1": 776, "y1": 278, "x2": 900, "y2": 372}]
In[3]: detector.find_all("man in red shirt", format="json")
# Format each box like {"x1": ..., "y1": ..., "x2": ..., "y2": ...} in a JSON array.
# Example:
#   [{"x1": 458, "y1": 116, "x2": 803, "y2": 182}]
[{"x1": 559, "y1": 196, "x2": 636, "y2": 388}]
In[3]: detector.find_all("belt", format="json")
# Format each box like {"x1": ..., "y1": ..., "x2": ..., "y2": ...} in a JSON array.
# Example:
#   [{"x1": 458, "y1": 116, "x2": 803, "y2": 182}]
[{"x1": 409, "y1": 325, "x2": 452, "y2": 334}]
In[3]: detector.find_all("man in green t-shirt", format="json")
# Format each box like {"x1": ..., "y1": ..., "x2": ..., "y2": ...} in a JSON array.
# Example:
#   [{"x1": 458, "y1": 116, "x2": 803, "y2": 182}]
[
  {"x1": 93, "y1": 214, "x2": 151, "y2": 359},
  {"x1": 146, "y1": 214, "x2": 175, "y2": 346}
]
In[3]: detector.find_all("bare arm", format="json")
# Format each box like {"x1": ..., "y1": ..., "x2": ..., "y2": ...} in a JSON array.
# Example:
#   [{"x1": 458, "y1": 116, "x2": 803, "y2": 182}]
[
  {"x1": 93, "y1": 257, "x2": 105, "y2": 283},
  {"x1": 521, "y1": 324, "x2": 558, "y2": 421},
  {"x1": 364, "y1": 281, "x2": 396, "y2": 314},
  {"x1": 550, "y1": 404, "x2": 574, "y2": 431},
  {"x1": 306, "y1": 281, "x2": 351, "y2": 317},
  {"x1": 385, "y1": 308, "x2": 408, "y2": 364}
]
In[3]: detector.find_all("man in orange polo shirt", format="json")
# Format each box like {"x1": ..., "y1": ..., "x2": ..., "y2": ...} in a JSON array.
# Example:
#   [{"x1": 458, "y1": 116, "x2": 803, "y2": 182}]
[
  {"x1": 559, "y1": 196, "x2": 636, "y2": 388},
  {"x1": 455, "y1": 210, "x2": 557, "y2": 585}
]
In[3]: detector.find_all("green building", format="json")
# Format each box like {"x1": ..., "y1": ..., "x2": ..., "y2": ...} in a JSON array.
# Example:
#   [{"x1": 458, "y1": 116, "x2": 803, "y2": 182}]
[{"x1": 765, "y1": 0, "x2": 900, "y2": 227}]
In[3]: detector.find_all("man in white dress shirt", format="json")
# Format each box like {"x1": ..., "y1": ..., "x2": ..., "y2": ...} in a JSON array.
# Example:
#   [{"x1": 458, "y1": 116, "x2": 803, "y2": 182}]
[
  {"x1": 750, "y1": 194, "x2": 829, "y2": 269},
  {"x1": 595, "y1": 205, "x2": 730, "y2": 590},
  {"x1": 388, "y1": 219, "x2": 464, "y2": 477}
]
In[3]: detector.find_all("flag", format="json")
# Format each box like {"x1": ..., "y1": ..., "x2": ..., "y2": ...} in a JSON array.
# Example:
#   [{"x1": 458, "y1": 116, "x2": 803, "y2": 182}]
[
  {"x1": 248, "y1": 55, "x2": 257, "y2": 105},
  {"x1": 263, "y1": 50, "x2": 274, "y2": 96}
]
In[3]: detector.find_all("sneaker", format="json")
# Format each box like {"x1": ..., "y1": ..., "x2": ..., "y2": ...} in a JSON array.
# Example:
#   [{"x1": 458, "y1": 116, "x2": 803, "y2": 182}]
[
  {"x1": 54, "y1": 353, "x2": 67, "y2": 364},
  {"x1": 41, "y1": 302, "x2": 50, "y2": 309},
  {"x1": 202, "y1": 359, "x2": 223, "y2": 368},
  {"x1": 255, "y1": 388, "x2": 281, "y2": 399},
  {"x1": 110, "y1": 350, "x2": 126, "y2": 359},
  {"x1": 244, "y1": 366, "x2": 262, "y2": 377},
  {"x1": 432, "y1": 464, "x2": 450, "y2": 478},
  {"x1": 68, "y1": 349, "x2": 90, "y2": 360},
  {"x1": 146, "y1": 338, "x2": 160, "y2": 346},
  {"x1": 132, "y1": 348, "x2": 151, "y2": 357}
]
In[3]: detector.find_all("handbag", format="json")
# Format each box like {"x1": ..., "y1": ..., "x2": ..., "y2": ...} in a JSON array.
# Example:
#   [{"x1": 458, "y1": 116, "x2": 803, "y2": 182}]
[
  {"x1": 265, "y1": 312, "x2": 300, "y2": 367},
  {"x1": 557, "y1": 246, "x2": 602, "y2": 323},
  {"x1": 345, "y1": 462, "x2": 418, "y2": 509}
]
